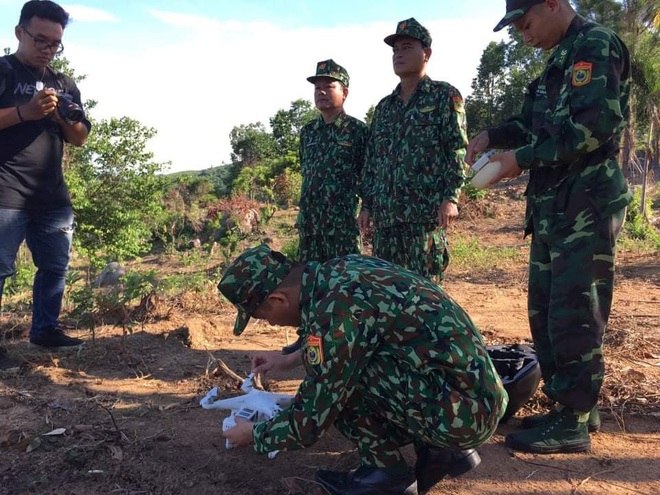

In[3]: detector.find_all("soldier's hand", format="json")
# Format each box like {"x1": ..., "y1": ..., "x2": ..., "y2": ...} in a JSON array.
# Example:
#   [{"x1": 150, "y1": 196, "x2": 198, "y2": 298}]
[
  {"x1": 252, "y1": 350, "x2": 301, "y2": 375},
  {"x1": 357, "y1": 210, "x2": 371, "y2": 232},
  {"x1": 487, "y1": 151, "x2": 524, "y2": 186},
  {"x1": 466, "y1": 131, "x2": 490, "y2": 165},
  {"x1": 223, "y1": 417, "x2": 254, "y2": 448},
  {"x1": 438, "y1": 200, "x2": 459, "y2": 230}
]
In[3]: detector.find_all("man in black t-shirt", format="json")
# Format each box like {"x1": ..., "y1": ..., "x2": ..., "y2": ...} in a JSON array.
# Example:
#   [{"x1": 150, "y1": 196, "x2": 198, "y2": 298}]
[{"x1": 0, "y1": 0, "x2": 91, "y2": 355}]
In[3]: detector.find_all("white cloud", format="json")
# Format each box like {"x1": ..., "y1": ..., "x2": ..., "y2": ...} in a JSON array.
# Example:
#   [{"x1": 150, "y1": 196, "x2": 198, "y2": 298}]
[
  {"x1": 62, "y1": 16, "x2": 504, "y2": 173},
  {"x1": 63, "y1": 5, "x2": 119, "y2": 23}
]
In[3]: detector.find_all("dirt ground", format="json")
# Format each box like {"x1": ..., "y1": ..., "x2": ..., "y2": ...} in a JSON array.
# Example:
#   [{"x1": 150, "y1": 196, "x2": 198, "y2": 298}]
[{"x1": 1, "y1": 182, "x2": 659, "y2": 495}]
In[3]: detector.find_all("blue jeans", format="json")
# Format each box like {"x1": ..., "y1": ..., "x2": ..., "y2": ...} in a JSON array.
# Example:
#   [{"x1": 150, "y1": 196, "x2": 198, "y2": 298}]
[{"x1": 0, "y1": 207, "x2": 74, "y2": 338}]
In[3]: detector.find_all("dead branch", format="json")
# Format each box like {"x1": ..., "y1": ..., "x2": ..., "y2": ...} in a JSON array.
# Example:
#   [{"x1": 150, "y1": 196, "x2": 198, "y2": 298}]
[
  {"x1": 206, "y1": 352, "x2": 244, "y2": 386},
  {"x1": 205, "y1": 352, "x2": 265, "y2": 390}
]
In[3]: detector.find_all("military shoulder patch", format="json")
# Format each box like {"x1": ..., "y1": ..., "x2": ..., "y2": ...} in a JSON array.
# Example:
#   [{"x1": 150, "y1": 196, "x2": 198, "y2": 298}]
[
  {"x1": 572, "y1": 61, "x2": 593, "y2": 87},
  {"x1": 306, "y1": 335, "x2": 324, "y2": 365},
  {"x1": 452, "y1": 96, "x2": 465, "y2": 113}
]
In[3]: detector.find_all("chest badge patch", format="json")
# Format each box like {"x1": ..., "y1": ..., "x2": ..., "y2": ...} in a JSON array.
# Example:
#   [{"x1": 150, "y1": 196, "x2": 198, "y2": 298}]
[
  {"x1": 572, "y1": 61, "x2": 593, "y2": 87},
  {"x1": 306, "y1": 335, "x2": 324, "y2": 365}
]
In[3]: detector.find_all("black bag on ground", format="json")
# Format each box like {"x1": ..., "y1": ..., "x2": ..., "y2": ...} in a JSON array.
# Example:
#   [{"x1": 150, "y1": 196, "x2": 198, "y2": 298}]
[{"x1": 487, "y1": 344, "x2": 542, "y2": 423}]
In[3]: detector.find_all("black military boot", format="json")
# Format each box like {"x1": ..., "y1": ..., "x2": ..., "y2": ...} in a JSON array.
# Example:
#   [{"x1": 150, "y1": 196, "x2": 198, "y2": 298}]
[
  {"x1": 315, "y1": 465, "x2": 417, "y2": 495},
  {"x1": 414, "y1": 446, "x2": 481, "y2": 495}
]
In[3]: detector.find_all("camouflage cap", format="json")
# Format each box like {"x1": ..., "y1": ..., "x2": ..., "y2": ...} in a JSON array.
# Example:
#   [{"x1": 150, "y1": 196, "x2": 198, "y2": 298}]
[
  {"x1": 307, "y1": 59, "x2": 350, "y2": 87},
  {"x1": 384, "y1": 17, "x2": 432, "y2": 48},
  {"x1": 217, "y1": 244, "x2": 294, "y2": 336},
  {"x1": 493, "y1": 0, "x2": 545, "y2": 32}
]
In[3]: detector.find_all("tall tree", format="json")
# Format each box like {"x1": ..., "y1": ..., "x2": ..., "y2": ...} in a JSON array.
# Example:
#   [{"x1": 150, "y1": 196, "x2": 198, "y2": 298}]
[
  {"x1": 465, "y1": 41, "x2": 507, "y2": 134},
  {"x1": 270, "y1": 99, "x2": 317, "y2": 156},
  {"x1": 465, "y1": 33, "x2": 546, "y2": 134},
  {"x1": 229, "y1": 122, "x2": 276, "y2": 167}
]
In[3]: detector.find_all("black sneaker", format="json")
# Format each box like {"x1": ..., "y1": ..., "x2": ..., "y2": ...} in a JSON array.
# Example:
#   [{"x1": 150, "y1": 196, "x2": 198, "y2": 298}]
[
  {"x1": 0, "y1": 347, "x2": 21, "y2": 376},
  {"x1": 30, "y1": 328, "x2": 84, "y2": 351}
]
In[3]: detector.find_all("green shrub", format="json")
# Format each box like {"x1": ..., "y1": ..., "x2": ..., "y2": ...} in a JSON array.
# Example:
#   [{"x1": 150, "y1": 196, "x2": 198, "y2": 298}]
[
  {"x1": 622, "y1": 188, "x2": 660, "y2": 250},
  {"x1": 280, "y1": 237, "x2": 300, "y2": 261}
]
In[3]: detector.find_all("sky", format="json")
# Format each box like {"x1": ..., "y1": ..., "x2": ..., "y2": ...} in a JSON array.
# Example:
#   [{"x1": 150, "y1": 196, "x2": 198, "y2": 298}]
[{"x1": 0, "y1": 0, "x2": 510, "y2": 173}]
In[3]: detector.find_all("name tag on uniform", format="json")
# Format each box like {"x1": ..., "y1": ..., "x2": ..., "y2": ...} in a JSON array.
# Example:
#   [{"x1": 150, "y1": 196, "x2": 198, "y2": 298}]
[
  {"x1": 420, "y1": 106, "x2": 436, "y2": 113},
  {"x1": 337, "y1": 141, "x2": 352, "y2": 147}
]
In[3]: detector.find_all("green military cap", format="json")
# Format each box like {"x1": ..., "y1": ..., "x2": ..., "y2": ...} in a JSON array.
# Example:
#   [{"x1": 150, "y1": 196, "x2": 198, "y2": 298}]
[
  {"x1": 384, "y1": 17, "x2": 432, "y2": 48},
  {"x1": 493, "y1": 0, "x2": 545, "y2": 32},
  {"x1": 217, "y1": 244, "x2": 294, "y2": 336},
  {"x1": 307, "y1": 59, "x2": 350, "y2": 87}
]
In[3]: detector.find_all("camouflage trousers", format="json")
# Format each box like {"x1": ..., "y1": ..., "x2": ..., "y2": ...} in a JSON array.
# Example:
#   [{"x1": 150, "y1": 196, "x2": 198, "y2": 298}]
[
  {"x1": 528, "y1": 208, "x2": 626, "y2": 413},
  {"x1": 298, "y1": 227, "x2": 360, "y2": 263},
  {"x1": 372, "y1": 223, "x2": 449, "y2": 283},
  {"x1": 332, "y1": 356, "x2": 506, "y2": 468}
]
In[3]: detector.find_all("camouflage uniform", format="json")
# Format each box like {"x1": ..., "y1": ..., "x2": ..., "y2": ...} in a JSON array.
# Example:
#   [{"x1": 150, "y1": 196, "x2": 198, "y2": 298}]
[
  {"x1": 298, "y1": 112, "x2": 368, "y2": 262},
  {"x1": 217, "y1": 245, "x2": 508, "y2": 468},
  {"x1": 297, "y1": 60, "x2": 368, "y2": 263},
  {"x1": 486, "y1": 15, "x2": 632, "y2": 413},
  {"x1": 362, "y1": 19, "x2": 467, "y2": 282}
]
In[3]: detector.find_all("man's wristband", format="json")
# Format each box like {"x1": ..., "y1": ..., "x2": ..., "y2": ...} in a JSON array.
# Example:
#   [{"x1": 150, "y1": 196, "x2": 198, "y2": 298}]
[{"x1": 16, "y1": 106, "x2": 25, "y2": 122}]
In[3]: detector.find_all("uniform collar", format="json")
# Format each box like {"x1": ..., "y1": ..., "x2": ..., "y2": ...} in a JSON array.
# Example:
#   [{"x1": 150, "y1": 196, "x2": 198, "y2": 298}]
[
  {"x1": 312, "y1": 110, "x2": 347, "y2": 130},
  {"x1": 550, "y1": 15, "x2": 587, "y2": 69},
  {"x1": 392, "y1": 75, "x2": 432, "y2": 100}
]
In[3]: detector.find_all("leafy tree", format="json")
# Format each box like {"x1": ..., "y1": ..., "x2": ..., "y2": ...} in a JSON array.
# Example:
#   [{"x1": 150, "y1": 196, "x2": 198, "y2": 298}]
[
  {"x1": 229, "y1": 122, "x2": 276, "y2": 167},
  {"x1": 465, "y1": 33, "x2": 546, "y2": 134},
  {"x1": 66, "y1": 116, "x2": 166, "y2": 263},
  {"x1": 573, "y1": 0, "x2": 623, "y2": 27},
  {"x1": 232, "y1": 163, "x2": 275, "y2": 202},
  {"x1": 465, "y1": 41, "x2": 507, "y2": 133},
  {"x1": 199, "y1": 164, "x2": 235, "y2": 197},
  {"x1": 273, "y1": 168, "x2": 303, "y2": 207},
  {"x1": 158, "y1": 176, "x2": 216, "y2": 248},
  {"x1": 270, "y1": 99, "x2": 317, "y2": 157},
  {"x1": 365, "y1": 105, "x2": 376, "y2": 127}
]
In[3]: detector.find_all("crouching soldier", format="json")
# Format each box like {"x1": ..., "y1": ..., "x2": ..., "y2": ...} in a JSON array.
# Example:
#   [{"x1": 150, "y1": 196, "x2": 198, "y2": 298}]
[{"x1": 219, "y1": 245, "x2": 508, "y2": 495}]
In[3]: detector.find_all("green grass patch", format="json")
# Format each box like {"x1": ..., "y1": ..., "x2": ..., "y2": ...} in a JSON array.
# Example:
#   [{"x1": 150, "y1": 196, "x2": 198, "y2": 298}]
[{"x1": 450, "y1": 235, "x2": 526, "y2": 271}]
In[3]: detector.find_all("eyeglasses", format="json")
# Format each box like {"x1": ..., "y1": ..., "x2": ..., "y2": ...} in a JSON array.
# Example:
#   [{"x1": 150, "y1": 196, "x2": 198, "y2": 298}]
[{"x1": 21, "y1": 26, "x2": 64, "y2": 54}]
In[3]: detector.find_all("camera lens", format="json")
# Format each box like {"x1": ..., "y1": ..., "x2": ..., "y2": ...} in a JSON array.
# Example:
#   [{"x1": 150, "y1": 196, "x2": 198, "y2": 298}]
[{"x1": 56, "y1": 94, "x2": 84, "y2": 124}]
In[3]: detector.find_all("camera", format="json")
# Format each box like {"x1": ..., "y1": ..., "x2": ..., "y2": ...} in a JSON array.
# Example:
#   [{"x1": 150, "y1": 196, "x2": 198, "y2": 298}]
[{"x1": 56, "y1": 92, "x2": 85, "y2": 125}]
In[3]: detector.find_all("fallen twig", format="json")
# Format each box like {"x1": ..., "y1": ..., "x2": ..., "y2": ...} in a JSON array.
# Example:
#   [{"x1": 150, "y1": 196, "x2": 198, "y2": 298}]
[
  {"x1": 206, "y1": 352, "x2": 243, "y2": 386},
  {"x1": 571, "y1": 468, "x2": 616, "y2": 494},
  {"x1": 97, "y1": 403, "x2": 124, "y2": 443},
  {"x1": 205, "y1": 352, "x2": 265, "y2": 390}
]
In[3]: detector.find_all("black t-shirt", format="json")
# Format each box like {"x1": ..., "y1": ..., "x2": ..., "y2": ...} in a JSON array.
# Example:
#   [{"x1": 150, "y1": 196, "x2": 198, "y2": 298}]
[{"x1": 0, "y1": 55, "x2": 91, "y2": 210}]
